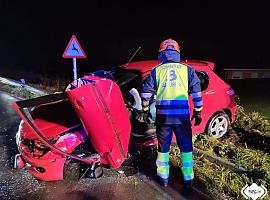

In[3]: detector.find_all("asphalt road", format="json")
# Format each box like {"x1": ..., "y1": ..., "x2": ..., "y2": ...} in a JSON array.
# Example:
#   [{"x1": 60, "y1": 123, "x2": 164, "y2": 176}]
[{"x1": 0, "y1": 91, "x2": 212, "y2": 200}]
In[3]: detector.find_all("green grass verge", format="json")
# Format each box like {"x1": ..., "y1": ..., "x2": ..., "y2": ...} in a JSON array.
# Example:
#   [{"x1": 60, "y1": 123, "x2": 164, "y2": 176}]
[
  {"x1": 170, "y1": 138, "x2": 270, "y2": 199},
  {"x1": 0, "y1": 83, "x2": 41, "y2": 99},
  {"x1": 28, "y1": 83, "x2": 66, "y2": 94},
  {"x1": 194, "y1": 135, "x2": 270, "y2": 183},
  {"x1": 0, "y1": 79, "x2": 67, "y2": 99},
  {"x1": 233, "y1": 104, "x2": 270, "y2": 136},
  {"x1": 228, "y1": 79, "x2": 270, "y2": 120},
  {"x1": 170, "y1": 104, "x2": 270, "y2": 199}
]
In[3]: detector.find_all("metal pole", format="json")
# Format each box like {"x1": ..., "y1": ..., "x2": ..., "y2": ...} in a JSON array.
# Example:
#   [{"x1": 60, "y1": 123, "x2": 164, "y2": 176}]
[{"x1": 73, "y1": 58, "x2": 77, "y2": 80}]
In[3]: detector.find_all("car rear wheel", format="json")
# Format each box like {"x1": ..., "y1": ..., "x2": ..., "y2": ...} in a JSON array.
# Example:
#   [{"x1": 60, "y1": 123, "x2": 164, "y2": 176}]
[{"x1": 207, "y1": 112, "x2": 230, "y2": 139}]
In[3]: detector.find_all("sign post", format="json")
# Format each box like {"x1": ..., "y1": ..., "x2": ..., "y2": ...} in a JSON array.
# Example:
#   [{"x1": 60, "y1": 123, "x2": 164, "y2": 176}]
[
  {"x1": 63, "y1": 35, "x2": 86, "y2": 80},
  {"x1": 73, "y1": 58, "x2": 77, "y2": 80}
]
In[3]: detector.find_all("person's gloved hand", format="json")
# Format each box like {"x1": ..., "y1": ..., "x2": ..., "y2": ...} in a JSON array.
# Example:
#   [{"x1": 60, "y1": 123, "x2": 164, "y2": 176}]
[
  {"x1": 142, "y1": 100, "x2": 149, "y2": 109},
  {"x1": 137, "y1": 99, "x2": 150, "y2": 122},
  {"x1": 142, "y1": 106, "x2": 150, "y2": 112},
  {"x1": 191, "y1": 111, "x2": 202, "y2": 126},
  {"x1": 142, "y1": 100, "x2": 149, "y2": 113}
]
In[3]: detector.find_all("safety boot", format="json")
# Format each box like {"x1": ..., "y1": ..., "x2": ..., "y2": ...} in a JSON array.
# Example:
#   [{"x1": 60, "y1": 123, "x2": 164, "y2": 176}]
[
  {"x1": 157, "y1": 177, "x2": 169, "y2": 187},
  {"x1": 183, "y1": 179, "x2": 193, "y2": 189},
  {"x1": 181, "y1": 179, "x2": 193, "y2": 196}
]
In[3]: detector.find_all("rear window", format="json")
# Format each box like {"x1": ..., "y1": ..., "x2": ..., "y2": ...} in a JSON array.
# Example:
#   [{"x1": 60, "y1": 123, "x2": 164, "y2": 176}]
[{"x1": 196, "y1": 71, "x2": 209, "y2": 91}]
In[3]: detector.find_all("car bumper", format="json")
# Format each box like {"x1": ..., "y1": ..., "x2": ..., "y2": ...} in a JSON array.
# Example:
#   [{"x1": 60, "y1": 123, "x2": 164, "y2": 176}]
[{"x1": 15, "y1": 139, "x2": 67, "y2": 181}]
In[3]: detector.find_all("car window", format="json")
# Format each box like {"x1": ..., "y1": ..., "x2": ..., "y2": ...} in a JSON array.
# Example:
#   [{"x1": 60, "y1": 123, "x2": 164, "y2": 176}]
[
  {"x1": 196, "y1": 70, "x2": 209, "y2": 91},
  {"x1": 108, "y1": 67, "x2": 142, "y2": 106},
  {"x1": 109, "y1": 68, "x2": 139, "y2": 86},
  {"x1": 89, "y1": 70, "x2": 114, "y2": 80}
]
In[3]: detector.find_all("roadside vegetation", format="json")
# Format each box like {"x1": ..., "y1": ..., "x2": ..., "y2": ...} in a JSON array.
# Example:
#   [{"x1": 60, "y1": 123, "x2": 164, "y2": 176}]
[
  {"x1": 228, "y1": 79, "x2": 270, "y2": 120},
  {"x1": 170, "y1": 102, "x2": 270, "y2": 199},
  {"x1": 0, "y1": 82, "x2": 40, "y2": 99},
  {"x1": 0, "y1": 76, "x2": 69, "y2": 99},
  {"x1": 29, "y1": 81, "x2": 66, "y2": 94},
  {"x1": 0, "y1": 67, "x2": 71, "y2": 98},
  {"x1": 233, "y1": 101, "x2": 270, "y2": 137}
]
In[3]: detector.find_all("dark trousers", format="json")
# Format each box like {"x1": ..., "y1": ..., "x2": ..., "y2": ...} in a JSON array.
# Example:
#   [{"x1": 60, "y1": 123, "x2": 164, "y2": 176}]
[{"x1": 156, "y1": 123, "x2": 193, "y2": 153}]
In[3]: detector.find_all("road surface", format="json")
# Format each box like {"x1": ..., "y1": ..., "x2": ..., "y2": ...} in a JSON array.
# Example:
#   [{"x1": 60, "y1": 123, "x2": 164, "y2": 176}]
[{"x1": 0, "y1": 91, "x2": 212, "y2": 200}]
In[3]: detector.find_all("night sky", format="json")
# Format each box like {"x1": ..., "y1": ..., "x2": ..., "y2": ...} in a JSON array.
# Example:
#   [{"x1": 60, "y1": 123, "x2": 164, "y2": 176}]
[{"x1": 0, "y1": 1, "x2": 269, "y2": 77}]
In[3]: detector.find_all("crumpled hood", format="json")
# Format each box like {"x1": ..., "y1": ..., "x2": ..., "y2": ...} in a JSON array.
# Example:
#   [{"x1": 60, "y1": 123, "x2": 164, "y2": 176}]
[{"x1": 158, "y1": 50, "x2": 180, "y2": 63}]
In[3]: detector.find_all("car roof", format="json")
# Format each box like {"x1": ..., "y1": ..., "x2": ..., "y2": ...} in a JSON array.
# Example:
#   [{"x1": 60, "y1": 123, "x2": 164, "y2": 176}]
[
  {"x1": 181, "y1": 60, "x2": 215, "y2": 70},
  {"x1": 121, "y1": 60, "x2": 215, "y2": 74}
]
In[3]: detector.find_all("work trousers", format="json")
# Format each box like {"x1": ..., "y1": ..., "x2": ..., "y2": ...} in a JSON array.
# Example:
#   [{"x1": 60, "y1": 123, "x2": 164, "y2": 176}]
[
  {"x1": 155, "y1": 123, "x2": 194, "y2": 181},
  {"x1": 156, "y1": 123, "x2": 193, "y2": 153}
]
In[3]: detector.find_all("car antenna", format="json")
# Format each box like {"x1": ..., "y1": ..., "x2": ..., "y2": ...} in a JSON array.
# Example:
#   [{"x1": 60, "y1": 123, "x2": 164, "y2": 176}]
[{"x1": 124, "y1": 46, "x2": 141, "y2": 67}]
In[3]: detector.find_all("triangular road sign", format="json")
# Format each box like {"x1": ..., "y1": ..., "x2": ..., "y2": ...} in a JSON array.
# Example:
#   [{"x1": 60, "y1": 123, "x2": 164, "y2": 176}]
[{"x1": 63, "y1": 35, "x2": 86, "y2": 58}]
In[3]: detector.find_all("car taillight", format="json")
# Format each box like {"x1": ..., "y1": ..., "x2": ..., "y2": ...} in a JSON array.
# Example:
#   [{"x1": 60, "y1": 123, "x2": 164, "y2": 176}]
[{"x1": 226, "y1": 88, "x2": 235, "y2": 96}]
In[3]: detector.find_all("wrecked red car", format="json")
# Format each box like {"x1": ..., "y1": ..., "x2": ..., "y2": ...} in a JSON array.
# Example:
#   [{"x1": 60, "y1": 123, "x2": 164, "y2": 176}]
[
  {"x1": 13, "y1": 59, "x2": 236, "y2": 181},
  {"x1": 120, "y1": 60, "x2": 237, "y2": 138}
]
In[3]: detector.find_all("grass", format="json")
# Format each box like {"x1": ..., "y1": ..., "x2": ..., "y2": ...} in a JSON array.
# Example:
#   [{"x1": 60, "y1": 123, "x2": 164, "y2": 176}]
[
  {"x1": 233, "y1": 104, "x2": 270, "y2": 136},
  {"x1": 228, "y1": 79, "x2": 270, "y2": 120},
  {"x1": 29, "y1": 82, "x2": 66, "y2": 94},
  {"x1": 241, "y1": 97, "x2": 270, "y2": 120},
  {"x1": 170, "y1": 145, "x2": 251, "y2": 199},
  {"x1": 1, "y1": 67, "x2": 72, "y2": 96},
  {"x1": 170, "y1": 100, "x2": 270, "y2": 199},
  {"x1": 0, "y1": 82, "x2": 41, "y2": 99},
  {"x1": 0, "y1": 74, "x2": 69, "y2": 99},
  {"x1": 194, "y1": 135, "x2": 270, "y2": 183},
  {"x1": 170, "y1": 137, "x2": 270, "y2": 199}
]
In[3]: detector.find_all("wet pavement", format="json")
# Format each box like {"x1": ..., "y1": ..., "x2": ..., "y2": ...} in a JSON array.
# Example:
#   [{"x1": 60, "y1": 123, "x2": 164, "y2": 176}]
[{"x1": 0, "y1": 91, "x2": 212, "y2": 200}]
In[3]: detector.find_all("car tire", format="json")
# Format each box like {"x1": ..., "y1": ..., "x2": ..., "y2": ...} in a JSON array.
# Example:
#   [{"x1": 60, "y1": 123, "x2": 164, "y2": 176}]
[
  {"x1": 206, "y1": 111, "x2": 230, "y2": 139},
  {"x1": 63, "y1": 160, "x2": 80, "y2": 181}
]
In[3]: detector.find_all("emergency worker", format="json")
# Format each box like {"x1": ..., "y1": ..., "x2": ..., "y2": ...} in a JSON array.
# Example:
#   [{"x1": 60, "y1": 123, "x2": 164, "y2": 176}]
[{"x1": 141, "y1": 39, "x2": 203, "y2": 188}]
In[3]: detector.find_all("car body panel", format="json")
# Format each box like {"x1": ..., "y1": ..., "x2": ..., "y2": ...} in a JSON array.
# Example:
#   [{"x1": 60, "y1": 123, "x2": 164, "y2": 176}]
[
  {"x1": 66, "y1": 76, "x2": 131, "y2": 168},
  {"x1": 16, "y1": 129, "x2": 84, "y2": 181},
  {"x1": 13, "y1": 96, "x2": 92, "y2": 181}
]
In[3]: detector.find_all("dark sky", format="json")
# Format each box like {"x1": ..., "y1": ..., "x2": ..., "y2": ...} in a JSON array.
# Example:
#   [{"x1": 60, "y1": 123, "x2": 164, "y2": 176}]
[{"x1": 0, "y1": 1, "x2": 270, "y2": 77}]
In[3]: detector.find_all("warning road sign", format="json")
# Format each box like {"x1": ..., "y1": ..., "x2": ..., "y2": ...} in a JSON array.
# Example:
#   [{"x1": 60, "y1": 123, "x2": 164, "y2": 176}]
[{"x1": 63, "y1": 35, "x2": 86, "y2": 58}]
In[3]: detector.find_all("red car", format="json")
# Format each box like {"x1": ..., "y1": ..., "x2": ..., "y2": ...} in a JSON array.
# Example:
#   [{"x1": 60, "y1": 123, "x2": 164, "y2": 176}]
[
  {"x1": 13, "y1": 59, "x2": 236, "y2": 181},
  {"x1": 114, "y1": 59, "x2": 236, "y2": 138}
]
